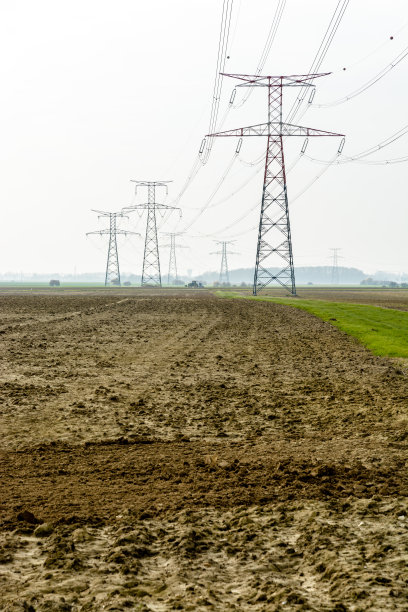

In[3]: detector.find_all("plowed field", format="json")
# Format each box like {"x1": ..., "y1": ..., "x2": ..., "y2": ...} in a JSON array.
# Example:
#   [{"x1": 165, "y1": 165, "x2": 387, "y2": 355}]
[{"x1": 0, "y1": 289, "x2": 407, "y2": 611}]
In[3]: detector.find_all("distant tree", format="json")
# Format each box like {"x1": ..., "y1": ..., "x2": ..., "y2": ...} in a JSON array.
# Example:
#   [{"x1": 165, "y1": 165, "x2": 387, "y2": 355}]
[{"x1": 49, "y1": 279, "x2": 60, "y2": 287}]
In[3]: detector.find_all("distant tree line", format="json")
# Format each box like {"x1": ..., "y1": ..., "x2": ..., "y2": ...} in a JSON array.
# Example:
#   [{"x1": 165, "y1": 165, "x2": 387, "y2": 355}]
[{"x1": 360, "y1": 278, "x2": 408, "y2": 288}]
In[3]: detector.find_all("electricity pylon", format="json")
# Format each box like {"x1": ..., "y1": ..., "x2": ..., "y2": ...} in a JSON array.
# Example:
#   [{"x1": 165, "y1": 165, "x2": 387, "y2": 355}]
[
  {"x1": 124, "y1": 181, "x2": 180, "y2": 287},
  {"x1": 211, "y1": 240, "x2": 238, "y2": 284},
  {"x1": 87, "y1": 210, "x2": 139, "y2": 286},
  {"x1": 330, "y1": 248, "x2": 342, "y2": 284},
  {"x1": 207, "y1": 73, "x2": 344, "y2": 296},
  {"x1": 161, "y1": 232, "x2": 188, "y2": 285}
]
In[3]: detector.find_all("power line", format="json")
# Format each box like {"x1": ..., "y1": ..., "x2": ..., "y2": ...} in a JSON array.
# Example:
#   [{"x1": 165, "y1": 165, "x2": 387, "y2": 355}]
[
  {"x1": 170, "y1": 0, "x2": 349, "y2": 231},
  {"x1": 286, "y1": 0, "x2": 350, "y2": 124},
  {"x1": 305, "y1": 122, "x2": 408, "y2": 165},
  {"x1": 170, "y1": 0, "x2": 289, "y2": 222},
  {"x1": 189, "y1": 153, "x2": 303, "y2": 222},
  {"x1": 346, "y1": 154, "x2": 408, "y2": 165},
  {"x1": 314, "y1": 44, "x2": 408, "y2": 107},
  {"x1": 168, "y1": 1, "x2": 235, "y2": 207},
  {"x1": 179, "y1": 151, "x2": 239, "y2": 232},
  {"x1": 231, "y1": 0, "x2": 287, "y2": 109},
  {"x1": 200, "y1": 0, "x2": 348, "y2": 237},
  {"x1": 201, "y1": 0, "x2": 234, "y2": 164},
  {"x1": 171, "y1": 0, "x2": 287, "y2": 207},
  {"x1": 195, "y1": 145, "x2": 347, "y2": 244},
  {"x1": 331, "y1": 21, "x2": 408, "y2": 73}
]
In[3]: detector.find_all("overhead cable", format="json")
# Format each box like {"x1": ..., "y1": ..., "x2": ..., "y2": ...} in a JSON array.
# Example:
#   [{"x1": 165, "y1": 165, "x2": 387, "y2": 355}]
[
  {"x1": 201, "y1": 0, "x2": 234, "y2": 164},
  {"x1": 286, "y1": 0, "x2": 350, "y2": 123},
  {"x1": 209, "y1": 156, "x2": 337, "y2": 241},
  {"x1": 169, "y1": 1, "x2": 234, "y2": 207},
  {"x1": 179, "y1": 152, "x2": 239, "y2": 232},
  {"x1": 232, "y1": 0, "x2": 287, "y2": 109},
  {"x1": 314, "y1": 44, "x2": 408, "y2": 107},
  {"x1": 305, "y1": 123, "x2": 408, "y2": 165},
  {"x1": 332, "y1": 20, "x2": 408, "y2": 73},
  {"x1": 192, "y1": 155, "x2": 306, "y2": 239}
]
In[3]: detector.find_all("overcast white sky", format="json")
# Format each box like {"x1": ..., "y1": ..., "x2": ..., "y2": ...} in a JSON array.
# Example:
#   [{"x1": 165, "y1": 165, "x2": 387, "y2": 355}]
[{"x1": 0, "y1": 0, "x2": 407, "y2": 278}]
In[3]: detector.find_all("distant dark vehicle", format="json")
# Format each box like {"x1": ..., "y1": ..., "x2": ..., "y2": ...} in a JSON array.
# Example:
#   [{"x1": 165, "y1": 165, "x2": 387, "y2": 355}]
[
  {"x1": 49, "y1": 279, "x2": 60, "y2": 287},
  {"x1": 186, "y1": 280, "x2": 203, "y2": 288},
  {"x1": 123, "y1": 281, "x2": 131, "y2": 286}
]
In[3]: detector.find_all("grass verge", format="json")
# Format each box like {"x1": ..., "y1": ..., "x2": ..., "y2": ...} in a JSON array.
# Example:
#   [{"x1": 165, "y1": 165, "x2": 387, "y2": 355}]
[{"x1": 215, "y1": 291, "x2": 408, "y2": 360}]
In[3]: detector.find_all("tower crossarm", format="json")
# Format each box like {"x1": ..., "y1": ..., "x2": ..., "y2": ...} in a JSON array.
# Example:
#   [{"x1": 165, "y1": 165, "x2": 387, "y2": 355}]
[
  {"x1": 124, "y1": 203, "x2": 181, "y2": 212},
  {"x1": 207, "y1": 122, "x2": 344, "y2": 139},
  {"x1": 162, "y1": 243, "x2": 188, "y2": 248},
  {"x1": 210, "y1": 251, "x2": 239, "y2": 255},
  {"x1": 221, "y1": 73, "x2": 331, "y2": 87},
  {"x1": 86, "y1": 230, "x2": 140, "y2": 236},
  {"x1": 91, "y1": 209, "x2": 129, "y2": 218}
]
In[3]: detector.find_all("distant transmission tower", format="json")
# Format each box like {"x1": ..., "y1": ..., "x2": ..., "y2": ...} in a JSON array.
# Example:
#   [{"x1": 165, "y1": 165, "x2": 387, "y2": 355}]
[
  {"x1": 330, "y1": 248, "x2": 342, "y2": 285},
  {"x1": 87, "y1": 210, "x2": 139, "y2": 286},
  {"x1": 124, "y1": 181, "x2": 180, "y2": 287},
  {"x1": 162, "y1": 233, "x2": 188, "y2": 285},
  {"x1": 207, "y1": 73, "x2": 344, "y2": 296},
  {"x1": 211, "y1": 241, "x2": 238, "y2": 284}
]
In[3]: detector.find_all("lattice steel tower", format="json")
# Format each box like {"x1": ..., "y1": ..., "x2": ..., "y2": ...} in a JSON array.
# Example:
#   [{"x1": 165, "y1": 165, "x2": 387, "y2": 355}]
[
  {"x1": 207, "y1": 73, "x2": 344, "y2": 296},
  {"x1": 211, "y1": 240, "x2": 237, "y2": 284},
  {"x1": 87, "y1": 210, "x2": 139, "y2": 286},
  {"x1": 161, "y1": 233, "x2": 187, "y2": 285},
  {"x1": 124, "y1": 181, "x2": 180, "y2": 287},
  {"x1": 330, "y1": 248, "x2": 342, "y2": 285}
]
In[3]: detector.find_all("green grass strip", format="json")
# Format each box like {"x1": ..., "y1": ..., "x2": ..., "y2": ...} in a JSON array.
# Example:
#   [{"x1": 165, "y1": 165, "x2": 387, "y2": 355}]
[{"x1": 215, "y1": 291, "x2": 408, "y2": 360}]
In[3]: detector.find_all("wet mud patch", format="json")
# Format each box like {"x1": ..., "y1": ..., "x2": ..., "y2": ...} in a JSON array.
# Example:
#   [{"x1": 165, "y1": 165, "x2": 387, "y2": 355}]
[{"x1": 0, "y1": 499, "x2": 407, "y2": 611}]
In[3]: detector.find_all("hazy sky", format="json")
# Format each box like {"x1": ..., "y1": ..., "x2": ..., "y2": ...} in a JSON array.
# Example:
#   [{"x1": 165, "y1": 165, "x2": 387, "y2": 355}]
[{"x1": 0, "y1": 0, "x2": 407, "y2": 277}]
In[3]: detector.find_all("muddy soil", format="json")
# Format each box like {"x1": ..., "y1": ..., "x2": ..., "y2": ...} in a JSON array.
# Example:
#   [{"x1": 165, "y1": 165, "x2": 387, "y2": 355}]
[{"x1": 0, "y1": 289, "x2": 407, "y2": 610}]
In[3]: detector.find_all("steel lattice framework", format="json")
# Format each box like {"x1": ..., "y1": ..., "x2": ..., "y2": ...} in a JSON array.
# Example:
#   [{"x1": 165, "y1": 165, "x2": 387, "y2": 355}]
[
  {"x1": 124, "y1": 181, "x2": 180, "y2": 287},
  {"x1": 168, "y1": 233, "x2": 178, "y2": 284},
  {"x1": 207, "y1": 73, "x2": 344, "y2": 295},
  {"x1": 211, "y1": 240, "x2": 237, "y2": 284},
  {"x1": 161, "y1": 232, "x2": 187, "y2": 285},
  {"x1": 87, "y1": 210, "x2": 139, "y2": 286},
  {"x1": 330, "y1": 247, "x2": 342, "y2": 285}
]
